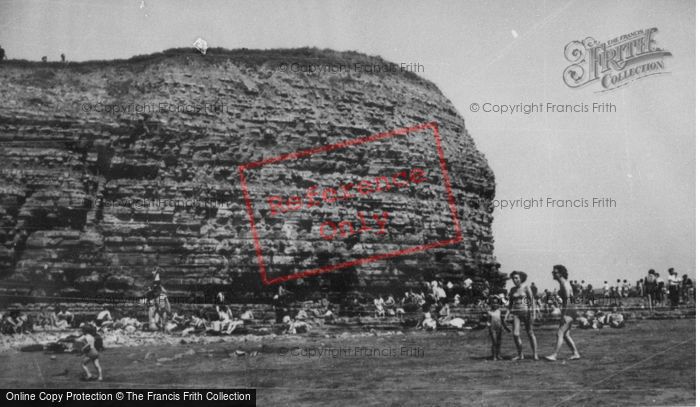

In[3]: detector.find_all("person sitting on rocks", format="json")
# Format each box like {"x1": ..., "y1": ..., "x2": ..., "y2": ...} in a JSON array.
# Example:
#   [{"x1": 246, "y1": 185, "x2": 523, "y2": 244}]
[
  {"x1": 36, "y1": 306, "x2": 58, "y2": 329},
  {"x1": 283, "y1": 315, "x2": 309, "y2": 334},
  {"x1": 322, "y1": 306, "x2": 334, "y2": 320},
  {"x1": 171, "y1": 311, "x2": 186, "y2": 325},
  {"x1": 1, "y1": 310, "x2": 24, "y2": 334},
  {"x1": 374, "y1": 297, "x2": 385, "y2": 318},
  {"x1": 384, "y1": 295, "x2": 397, "y2": 316},
  {"x1": 216, "y1": 304, "x2": 243, "y2": 334},
  {"x1": 384, "y1": 295, "x2": 396, "y2": 307},
  {"x1": 312, "y1": 299, "x2": 335, "y2": 321},
  {"x1": 95, "y1": 306, "x2": 113, "y2": 328},
  {"x1": 595, "y1": 307, "x2": 625, "y2": 328},
  {"x1": 431, "y1": 281, "x2": 447, "y2": 305},
  {"x1": 417, "y1": 303, "x2": 436, "y2": 331},
  {"x1": 240, "y1": 308, "x2": 254, "y2": 321},
  {"x1": 446, "y1": 317, "x2": 466, "y2": 329},
  {"x1": 575, "y1": 309, "x2": 596, "y2": 329},
  {"x1": 437, "y1": 303, "x2": 451, "y2": 324},
  {"x1": 180, "y1": 311, "x2": 207, "y2": 335},
  {"x1": 56, "y1": 305, "x2": 74, "y2": 329},
  {"x1": 402, "y1": 291, "x2": 412, "y2": 305},
  {"x1": 163, "y1": 311, "x2": 184, "y2": 333},
  {"x1": 608, "y1": 309, "x2": 625, "y2": 328},
  {"x1": 292, "y1": 309, "x2": 306, "y2": 321},
  {"x1": 113, "y1": 314, "x2": 141, "y2": 333},
  {"x1": 575, "y1": 315, "x2": 591, "y2": 329}
]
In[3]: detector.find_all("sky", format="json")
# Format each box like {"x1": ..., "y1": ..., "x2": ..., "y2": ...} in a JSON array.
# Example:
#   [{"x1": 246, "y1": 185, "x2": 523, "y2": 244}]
[{"x1": 0, "y1": 0, "x2": 695, "y2": 290}]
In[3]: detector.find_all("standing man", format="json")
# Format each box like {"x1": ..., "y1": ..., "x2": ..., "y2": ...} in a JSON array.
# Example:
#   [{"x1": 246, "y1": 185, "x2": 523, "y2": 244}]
[
  {"x1": 603, "y1": 281, "x2": 611, "y2": 306},
  {"x1": 545, "y1": 265, "x2": 581, "y2": 361},
  {"x1": 622, "y1": 280, "x2": 630, "y2": 298},
  {"x1": 571, "y1": 281, "x2": 580, "y2": 303},
  {"x1": 0, "y1": 45, "x2": 5, "y2": 62},
  {"x1": 154, "y1": 285, "x2": 171, "y2": 331},
  {"x1": 145, "y1": 285, "x2": 159, "y2": 330},
  {"x1": 644, "y1": 270, "x2": 657, "y2": 308},
  {"x1": 530, "y1": 282, "x2": 539, "y2": 299},
  {"x1": 667, "y1": 268, "x2": 681, "y2": 308},
  {"x1": 655, "y1": 271, "x2": 666, "y2": 305},
  {"x1": 681, "y1": 274, "x2": 693, "y2": 304}
]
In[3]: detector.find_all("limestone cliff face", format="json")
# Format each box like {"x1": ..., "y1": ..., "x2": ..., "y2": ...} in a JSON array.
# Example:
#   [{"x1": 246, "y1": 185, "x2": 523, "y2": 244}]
[{"x1": 0, "y1": 48, "x2": 496, "y2": 298}]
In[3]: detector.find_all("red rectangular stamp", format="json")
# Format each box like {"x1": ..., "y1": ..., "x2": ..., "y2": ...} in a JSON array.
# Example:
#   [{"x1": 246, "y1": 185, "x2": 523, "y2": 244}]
[{"x1": 238, "y1": 121, "x2": 462, "y2": 285}]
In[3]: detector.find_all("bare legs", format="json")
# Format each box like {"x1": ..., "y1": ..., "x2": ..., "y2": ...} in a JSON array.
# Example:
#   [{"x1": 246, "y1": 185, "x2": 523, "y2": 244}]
[
  {"x1": 488, "y1": 327, "x2": 503, "y2": 360},
  {"x1": 512, "y1": 314, "x2": 538, "y2": 360},
  {"x1": 81, "y1": 357, "x2": 91, "y2": 379},
  {"x1": 93, "y1": 359, "x2": 103, "y2": 380},
  {"x1": 82, "y1": 357, "x2": 103, "y2": 381},
  {"x1": 512, "y1": 316, "x2": 523, "y2": 359},
  {"x1": 545, "y1": 316, "x2": 580, "y2": 361},
  {"x1": 526, "y1": 319, "x2": 538, "y2": 360}
]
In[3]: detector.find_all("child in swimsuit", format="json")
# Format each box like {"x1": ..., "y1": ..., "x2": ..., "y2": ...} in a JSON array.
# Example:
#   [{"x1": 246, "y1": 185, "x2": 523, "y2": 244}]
[
  {"x1": 76, "y1": 325, "x2": 103, "y2": 381},
  {"x1": 486, "y1": 295, "x2": 510, "y2": 360}
]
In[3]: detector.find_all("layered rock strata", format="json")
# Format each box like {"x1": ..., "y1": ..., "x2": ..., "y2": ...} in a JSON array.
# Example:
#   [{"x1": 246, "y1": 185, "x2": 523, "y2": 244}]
[{"x1": 0, "y1": 48, "x2": 496, "y2": 299}]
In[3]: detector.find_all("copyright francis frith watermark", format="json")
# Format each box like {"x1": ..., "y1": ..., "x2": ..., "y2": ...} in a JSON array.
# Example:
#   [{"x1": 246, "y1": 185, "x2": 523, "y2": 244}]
[{"x1": 563, "y1": 27, "x2": 672, "y2": 92}]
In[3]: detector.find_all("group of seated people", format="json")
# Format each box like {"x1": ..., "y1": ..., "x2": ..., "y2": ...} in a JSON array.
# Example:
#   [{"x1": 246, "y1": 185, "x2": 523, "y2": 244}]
[
  {"x1": 368, "y1": 278, "x2": 632, "y2": 333},
  {"x1": 574, "y1": 308, "x2": 625, "y2": 329},
  {"x1": 372, "y1": 279, "x2": 482, "y2": 319},
  {"x1": 1, "y1": 305, "x2": 77, "y2": 334},
  {"x1": 1, "y1": 295, "x2": 330, "y2": 339}
]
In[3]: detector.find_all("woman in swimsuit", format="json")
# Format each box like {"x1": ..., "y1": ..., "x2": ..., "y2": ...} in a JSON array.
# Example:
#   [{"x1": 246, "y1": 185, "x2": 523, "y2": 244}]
[
  {"x1": 507, "y1": 271, "x2": 538, "y2": 360},
  {"x1": 545, "y1": 264, "x2": 581, "y2": 361}
]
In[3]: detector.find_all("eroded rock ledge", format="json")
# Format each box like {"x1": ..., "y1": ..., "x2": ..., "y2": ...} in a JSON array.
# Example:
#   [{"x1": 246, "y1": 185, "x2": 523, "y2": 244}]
[{"x1": 0, "y1": 48, "x2": 496, "y2": 299}]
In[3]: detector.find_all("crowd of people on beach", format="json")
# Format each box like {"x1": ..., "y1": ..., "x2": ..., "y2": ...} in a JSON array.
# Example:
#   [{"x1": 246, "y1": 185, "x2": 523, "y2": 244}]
[
  {"x1": 2, "y1": 264, "x2": 693, "y2": 339},
  {"x1": 0, "y1": 263, "x2": 694, "y2": 376}
]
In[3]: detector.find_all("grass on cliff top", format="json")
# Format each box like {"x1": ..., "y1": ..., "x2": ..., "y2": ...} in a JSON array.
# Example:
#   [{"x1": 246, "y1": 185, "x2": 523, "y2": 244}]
[{"x1": 1, "y1": 47, "x2": 439, "y2": 92}]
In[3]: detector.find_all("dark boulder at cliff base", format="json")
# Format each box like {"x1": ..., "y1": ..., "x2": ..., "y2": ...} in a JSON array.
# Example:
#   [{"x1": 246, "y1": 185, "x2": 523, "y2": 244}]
[{"x1": 0, "y1": 48, "x2": 497, "y2": 300}]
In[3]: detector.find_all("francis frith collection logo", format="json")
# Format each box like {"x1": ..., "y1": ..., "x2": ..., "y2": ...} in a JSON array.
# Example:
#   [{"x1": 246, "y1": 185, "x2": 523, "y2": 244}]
[{"x1": 563, "y1": 28, "x2": 672, "y2": 92}]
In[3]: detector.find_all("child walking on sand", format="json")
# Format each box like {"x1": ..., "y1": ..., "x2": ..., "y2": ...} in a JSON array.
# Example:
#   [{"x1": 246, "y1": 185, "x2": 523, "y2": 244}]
[
  {"x1": 485, "y1": 295, "x2": 510, "y2": 360},
  {"x1": 76, "y1": 324, "x2": 103, "y2": 381}
]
